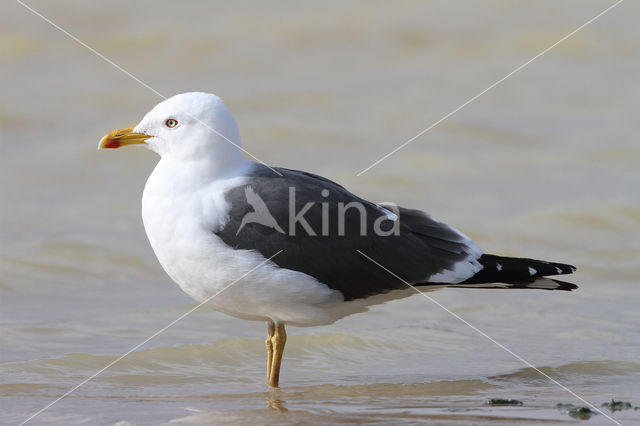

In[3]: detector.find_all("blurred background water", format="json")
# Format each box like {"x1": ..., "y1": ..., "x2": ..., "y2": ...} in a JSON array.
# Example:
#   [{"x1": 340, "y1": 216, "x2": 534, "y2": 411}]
[{"x1": 1, "y1": 0, "x2": 639, "y2": 424}]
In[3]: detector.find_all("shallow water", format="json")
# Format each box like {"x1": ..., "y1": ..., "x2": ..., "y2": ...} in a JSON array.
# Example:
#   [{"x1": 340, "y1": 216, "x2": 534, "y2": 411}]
[{"x1": 2, "y1": 0, "x2": 640, "y2": 424}]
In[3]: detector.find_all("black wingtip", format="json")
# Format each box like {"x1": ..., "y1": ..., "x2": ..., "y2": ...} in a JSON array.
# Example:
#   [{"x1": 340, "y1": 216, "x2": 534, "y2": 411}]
[
  {"x1": 557, "y1": 264, "x2": 577, "y2": 275},
  {"x1": 459, "y1": 254, "x2": 577, "y2": 286},
  {"x1": 550, "y1": 278, "x2": 579, "y2": 291}
]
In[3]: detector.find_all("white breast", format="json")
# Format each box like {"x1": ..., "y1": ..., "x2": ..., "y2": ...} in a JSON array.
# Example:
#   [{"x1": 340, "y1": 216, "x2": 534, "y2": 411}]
[{"x1": 140, "y1": 159, "x2": 345, "y2": 326}]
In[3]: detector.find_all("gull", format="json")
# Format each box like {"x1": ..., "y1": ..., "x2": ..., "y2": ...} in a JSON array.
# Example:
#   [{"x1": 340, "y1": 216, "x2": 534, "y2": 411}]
[{"x1": 99, "y1": 92, "x2": 577, "y2": 388}]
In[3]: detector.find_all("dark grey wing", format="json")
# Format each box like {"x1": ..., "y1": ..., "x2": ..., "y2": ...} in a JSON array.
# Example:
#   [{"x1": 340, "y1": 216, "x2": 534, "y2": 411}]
[
  {"x1": 275, "y1": 167, "x2": 348, "y2": 190},
  {"x1": 215, "y1": 164, "x2": 482, "y2": 300}
]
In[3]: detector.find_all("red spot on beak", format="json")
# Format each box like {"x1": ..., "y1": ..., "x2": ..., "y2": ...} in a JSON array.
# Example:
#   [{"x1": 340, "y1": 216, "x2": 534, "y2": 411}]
[{"x1": 102, "y1": 138, "x2": 121, "y2": 149}]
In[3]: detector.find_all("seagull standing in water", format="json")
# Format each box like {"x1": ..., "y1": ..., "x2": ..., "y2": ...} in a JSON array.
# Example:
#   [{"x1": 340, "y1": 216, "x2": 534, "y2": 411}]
[{"x1": 99, "y1": 92, "x2": 576, "y2": 388}]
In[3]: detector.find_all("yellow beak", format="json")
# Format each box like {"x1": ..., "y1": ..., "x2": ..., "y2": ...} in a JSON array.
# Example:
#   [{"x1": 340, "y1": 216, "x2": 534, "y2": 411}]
[{"x1": 98, "y1": 126, "x2": 150, "y2": 149}]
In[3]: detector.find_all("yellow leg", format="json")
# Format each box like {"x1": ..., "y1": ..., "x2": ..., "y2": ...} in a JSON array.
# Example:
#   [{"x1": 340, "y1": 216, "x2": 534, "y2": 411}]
[
  {"x1": 266, "y1": 322, "x2": 275, "y2": 383},
  {"x1": 268, "y1": 323, "x2": 287, "y2": 389}
]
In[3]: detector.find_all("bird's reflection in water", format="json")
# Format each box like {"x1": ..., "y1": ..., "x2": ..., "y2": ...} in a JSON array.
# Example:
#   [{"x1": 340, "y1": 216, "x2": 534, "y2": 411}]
[{"x1": 267, "y1": 393, "x2": 288, "y2": 412}]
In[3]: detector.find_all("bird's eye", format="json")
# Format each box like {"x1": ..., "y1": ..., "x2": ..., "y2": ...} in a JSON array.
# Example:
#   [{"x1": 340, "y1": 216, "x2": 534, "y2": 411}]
[{"x1": 165, "y1": 118, "x2": 178, "y2": 128}]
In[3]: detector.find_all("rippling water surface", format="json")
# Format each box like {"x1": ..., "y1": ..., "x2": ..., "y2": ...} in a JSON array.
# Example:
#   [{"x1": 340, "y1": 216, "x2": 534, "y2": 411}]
[{"x1": 2, "y1": 1, "x2": 639, "y2": 424}]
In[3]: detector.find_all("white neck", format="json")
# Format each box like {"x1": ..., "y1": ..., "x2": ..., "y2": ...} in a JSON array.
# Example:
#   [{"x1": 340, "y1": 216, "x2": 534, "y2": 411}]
[{"x1": 150, "y1": 154, "x2": 250, "y2": 195}]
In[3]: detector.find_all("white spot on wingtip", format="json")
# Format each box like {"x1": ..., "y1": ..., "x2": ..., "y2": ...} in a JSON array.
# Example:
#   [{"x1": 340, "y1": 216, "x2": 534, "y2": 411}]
[
  {"x1": 528, "y1": 267, "x2": 537, "y2": 276},
  {"x1": 555, "y1": 267, "x2": 563, "y2": 274},
  {"x1": 496, "y1": 263, "x2": 503, "y2": 271}
]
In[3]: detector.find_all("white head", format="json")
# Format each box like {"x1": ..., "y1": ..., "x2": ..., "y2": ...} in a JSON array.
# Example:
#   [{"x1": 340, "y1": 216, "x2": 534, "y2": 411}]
[{"x1": 99, "y1": 92, "x2": 244, "y2": 168}]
